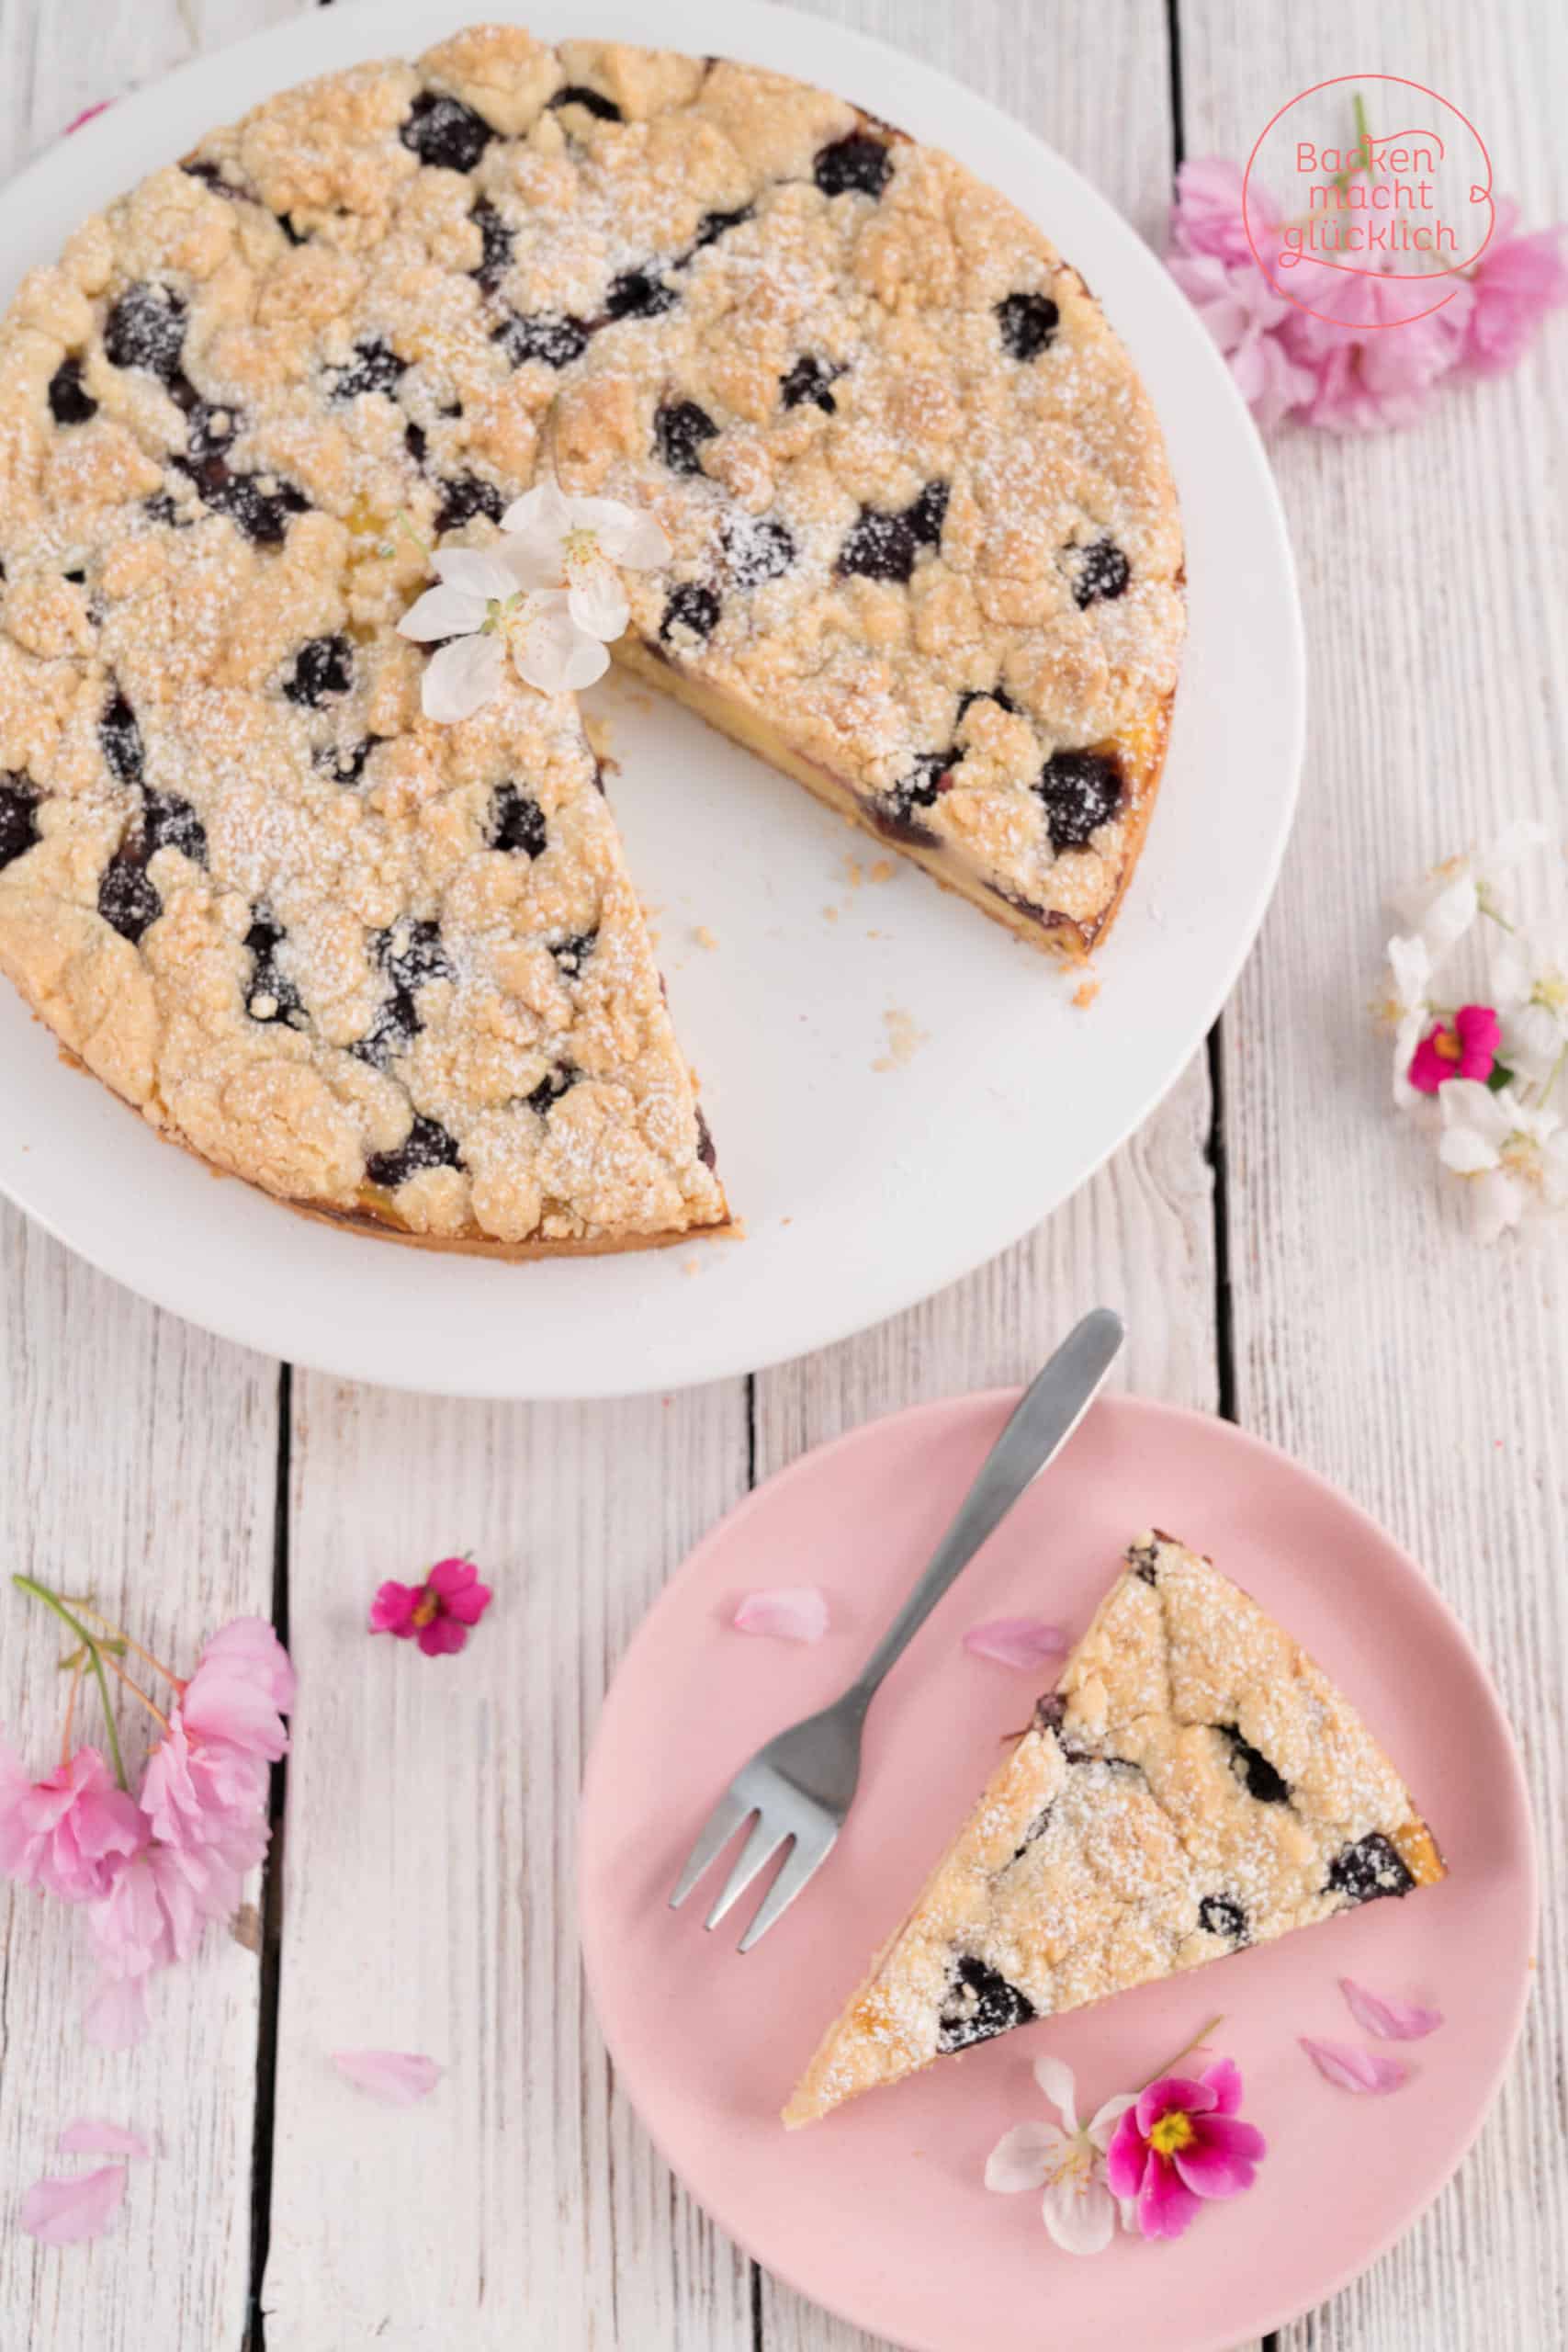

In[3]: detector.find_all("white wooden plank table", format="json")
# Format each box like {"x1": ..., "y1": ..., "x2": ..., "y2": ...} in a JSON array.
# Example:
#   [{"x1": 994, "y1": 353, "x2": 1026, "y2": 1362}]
[{"x1": 0, "y1": 2, "x2": 1562, "y2": 2346}]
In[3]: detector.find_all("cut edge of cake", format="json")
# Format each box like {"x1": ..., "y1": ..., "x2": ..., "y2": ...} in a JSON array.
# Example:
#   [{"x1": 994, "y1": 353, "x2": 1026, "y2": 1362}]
[
  {"x1": 783, "y1": 1529, "x2": 1445, "y2": 2128},
  {"x1": 615, "y1": 639, "x2": 1173, "y2": 963}
]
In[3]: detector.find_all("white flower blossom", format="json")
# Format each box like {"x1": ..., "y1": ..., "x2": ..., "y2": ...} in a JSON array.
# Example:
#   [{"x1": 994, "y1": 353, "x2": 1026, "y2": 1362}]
[
  {"x1": 1390, "y1": 819, "x2": 1549, "y2": 957},
  {"x1": 983, "y1": 2054, "x2": 1136, "y2": 2255},
  {"x1": 1378, "y1": 817, "x2": 1568, "y2": 1240},
  {"x1": 1492, "y1": 922, "x2": 1568, "y2": 1089},
  {"x1": 397, "y1": 478, "x2": 671, "y2": 718},
  {"x1": 1379, "y1": 932, "x2": 1435, "y2": 1109},
  {"x1": 502, "y1": 474, "x2": 671, "y2": 646},
  {"x1": 1438, "y1": 1080, "x2": 1568, "y2": 1241}
]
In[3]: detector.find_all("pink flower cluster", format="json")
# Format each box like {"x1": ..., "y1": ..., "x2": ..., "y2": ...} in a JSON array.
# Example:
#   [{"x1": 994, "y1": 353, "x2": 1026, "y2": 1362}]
[
  {"x1": 0, "y1": 1614, "x2": 294, "y2": 2047},
  {"x1": 1168, "y1": 158, "x2": 1568, "y2": 431}
]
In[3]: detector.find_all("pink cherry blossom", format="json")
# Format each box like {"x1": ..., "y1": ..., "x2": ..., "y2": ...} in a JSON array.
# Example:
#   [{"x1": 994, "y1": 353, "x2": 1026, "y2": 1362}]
[
  {"x1": 1167, "y1": 152, "x2": 1566, "y2": 433},
  {"x1": 1408, "y1": 1004, "x2": 1501, "y2": 1094},
  {"x1": 56, "y1": 2119, "x2": 152, "y2": 2159},
  {"x1": 192, "y1": 1617, "x2": 297, "y2": 1713},
  {"x1": 1105, "y1": 2056, "x2": 1266, "y2": 2241},
  {"x1": 1170, "y1": 155, "x2": 1267, "y2": 266},
  {"x1": 80, "y1": 1830, "x2": 258, "y2": 2047},
  {"x1": 1339, "y1": 1978, "x2": 1444, "y2": 2041},
  {"x1": 140, "y1": 1712, "x2": 269, "y2": 1871},
  {"x1": 731, "y1": 1587, "x2": 829, "y2": 1643},
  {"x1": 1301, "y1": 2036, "x2": 1408, "y2": 2092},
  {"x1": 3, "y1": 1585, "x2": 293, "y2": 2052},
  {"x1": 963, "y1": 1617, "x2": 1068, "y2": 1671},
  {"x1": 331, "y1": 2049, "x2": 444, "y2": 2106},
  {"x1": 370, "y1": 1556, "x2": 493, "y2": 1657},
  {"x1": 0, "y1": 1743, "x2": 147, "y2": 1904},
  {"x1": 1457, "y1": 200, "x2": 1568, "y2": 377},
  {"x1": 1167, "y1": 155, "x2": 1321, "y2": 428},
  {"x1": 85, "y1": 1841, "x2": 202, "y2": 1981},
  {"x1": 19, "y1": 2165, "x2": 127, "y2": 2245},
  {"x1": 1280, "y1": 263, "x2": 1472, "y2": 434},
  {"x1": 181, "y1": 1621, "x2": 293, "y2": 1758},
  {"x1": 1166, "y1": 243, "x2": 1319, "y2": 431}
]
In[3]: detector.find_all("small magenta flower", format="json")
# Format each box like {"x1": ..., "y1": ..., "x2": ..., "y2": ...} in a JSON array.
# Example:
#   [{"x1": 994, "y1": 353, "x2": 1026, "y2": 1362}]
[
  {"x1": 1408, "y1": 1003, "x2": 1501, "y2": 1093},
  {"x1": 1105, "y1": 2057, "x2": 1266, "y2": 2242},
  {"x1": 370, "y1": 1557, "x2": 493, "y2": 1657}
]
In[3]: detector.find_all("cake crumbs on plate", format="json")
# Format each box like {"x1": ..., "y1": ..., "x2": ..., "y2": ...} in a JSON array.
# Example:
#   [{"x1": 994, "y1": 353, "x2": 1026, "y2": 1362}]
[
  {"x1": 1073, "y1": 977, "x2": 1100, "y2": 1008},
  {"x1": 873, "y1": 1006, "x2": 929, "y2": 1072},
  {"x1": 867, "y1": 860, "x2": 897, "y2": 885},
  {"x1": 693, "y1": 924, "x2": 718, "y2": 952}
]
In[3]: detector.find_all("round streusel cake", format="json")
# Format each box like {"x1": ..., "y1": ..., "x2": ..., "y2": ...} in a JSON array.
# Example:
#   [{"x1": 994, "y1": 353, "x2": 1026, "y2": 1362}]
[{"x1": 0, "y1": 27, "x2": 1183, "y2": 1256}]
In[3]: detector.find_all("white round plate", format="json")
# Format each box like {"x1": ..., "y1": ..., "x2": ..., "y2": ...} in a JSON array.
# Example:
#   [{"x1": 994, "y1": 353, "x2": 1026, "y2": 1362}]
[{"x1": 0, "y1": 0, "x2": 1303, "y2": 1399}]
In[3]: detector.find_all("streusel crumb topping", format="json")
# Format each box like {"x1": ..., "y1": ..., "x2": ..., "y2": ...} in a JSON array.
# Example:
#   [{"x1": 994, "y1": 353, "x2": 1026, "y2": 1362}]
[{"x1": 0, "y1": 28, "x2": 1181, "y2": 1246}]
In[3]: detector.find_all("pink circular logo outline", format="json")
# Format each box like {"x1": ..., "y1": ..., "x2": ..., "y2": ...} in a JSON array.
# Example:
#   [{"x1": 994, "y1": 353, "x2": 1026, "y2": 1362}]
[{"x1": 1243, "y1": 74, "x2": 1495, "y2": 331}]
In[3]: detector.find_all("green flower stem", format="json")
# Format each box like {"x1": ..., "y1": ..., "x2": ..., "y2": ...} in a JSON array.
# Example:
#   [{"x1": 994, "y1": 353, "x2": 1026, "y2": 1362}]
[
  {"x1": 378, "y1": 508, "x2": 434, "y2": 564},
  {"x1": 57, "y1": 1598, "x2": 175, "y2": 1688},
  {"x1": 1133, "y1": 2012, "x2": 1224, "y2": 2093},
  {"x1": 1325, "y1": 90, "x2": 1373, "y2": 204},
  {"x1": 12, "y1": 1574, "x2": 130, "y2": 1792}
]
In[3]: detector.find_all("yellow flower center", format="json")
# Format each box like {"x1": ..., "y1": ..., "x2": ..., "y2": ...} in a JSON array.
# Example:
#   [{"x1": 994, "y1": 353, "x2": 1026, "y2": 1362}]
[
  {"x1": 1501, "y1": 1133, "x2": 1544, "y2": 1186},
  {"x1": 411, "y1": 1590, "x2": 440, "y2": 1628},
  {"x1": 1045, "y1": 2136, "x2": 1094, "y2": 2189},
  {"x1": 482, "y1": 592, "x2": 524, "y2": 637},
  {"x1": 1433, "y1": 1027, "x2": 1462, "y2": 1063},
  {"x1": 1149, "y1": 2109, "x2": 1196, "y2": 2157}
]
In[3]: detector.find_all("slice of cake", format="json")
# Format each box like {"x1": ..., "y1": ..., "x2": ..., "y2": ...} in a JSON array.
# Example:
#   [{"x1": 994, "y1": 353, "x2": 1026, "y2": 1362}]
[
  {"x1": 0, "y1": 629, "x2": 728, "y2": 1256},
  {"x1": 784, "y1": 1531, "x2": 1444, "y2": 2127}
]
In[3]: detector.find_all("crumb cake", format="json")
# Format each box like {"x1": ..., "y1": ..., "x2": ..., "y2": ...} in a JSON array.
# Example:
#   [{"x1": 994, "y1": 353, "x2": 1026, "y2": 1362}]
[
  {"x1": 784, "y1": 1532, "x2": 1444, "y2": 2126},
  {"x1": 0, "y1": 26, "x2": 1183, "y2": 1253}
]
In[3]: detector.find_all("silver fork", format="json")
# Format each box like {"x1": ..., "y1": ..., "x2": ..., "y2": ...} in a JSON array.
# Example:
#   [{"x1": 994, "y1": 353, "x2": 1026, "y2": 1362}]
[{"x1": 669, "y1": 1307, "x2": 1124, "y2": 1951}]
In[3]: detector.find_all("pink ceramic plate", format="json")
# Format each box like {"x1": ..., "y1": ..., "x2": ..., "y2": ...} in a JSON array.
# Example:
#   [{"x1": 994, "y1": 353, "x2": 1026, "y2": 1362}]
[{"x1": 579, "y1": 1396, "x2": 1535, "y2": 2352}]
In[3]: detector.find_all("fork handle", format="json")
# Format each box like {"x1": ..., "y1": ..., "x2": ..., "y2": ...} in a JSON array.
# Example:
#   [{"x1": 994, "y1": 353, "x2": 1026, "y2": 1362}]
[{"x1": 846, "y1": 1308, "x2": 1124, "y2": 1707}]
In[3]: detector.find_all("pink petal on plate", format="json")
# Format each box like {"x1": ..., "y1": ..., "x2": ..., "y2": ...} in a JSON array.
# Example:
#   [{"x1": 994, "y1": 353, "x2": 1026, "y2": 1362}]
[
  {"x1": 963, "y1": 1617, "x2": 1068, "y2": 1671},
  {"x1": 56, "y1": 2120, "x2": 152, "y2": 2160},
  {"x1": 19, "y1": 2165, "x2": 128, "y2": 2245},
  {"x1": 731, "y1": 1588, "x2": 829, "y2": 1644},
  {"x1": 1339, "y1": 1978, "x2": 1444, "y2": 2041},
  {"x1": 1300, "y1": 2037, "x2": 1408, "y2": 2094},
  {"x1": 331, "y1": 2049, "x2": 444, "y2": 2107}
]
